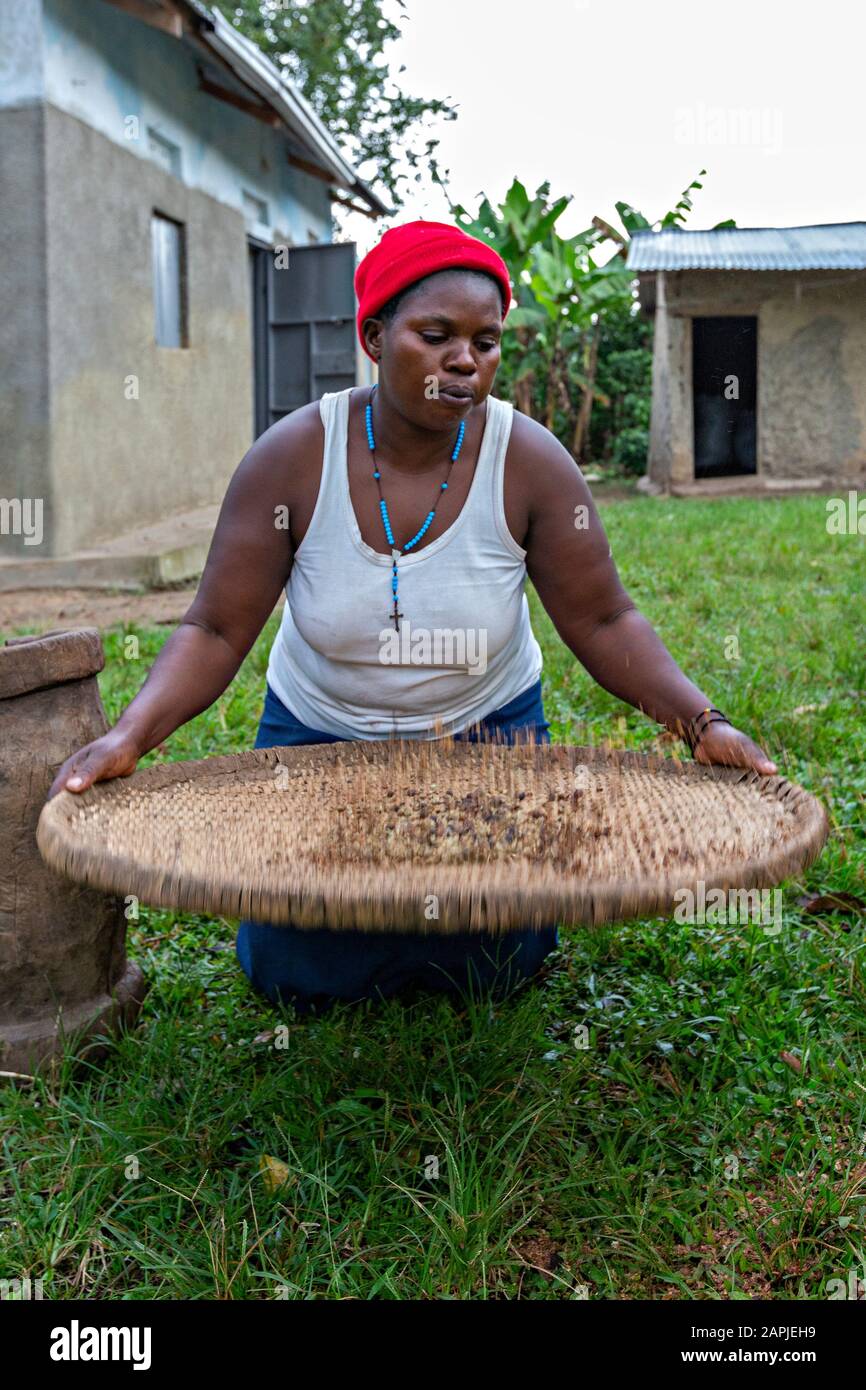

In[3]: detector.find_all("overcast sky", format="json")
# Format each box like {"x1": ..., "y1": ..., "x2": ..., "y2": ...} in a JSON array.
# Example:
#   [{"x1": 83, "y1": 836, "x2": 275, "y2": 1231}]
[{"x1": 344, "y1": 0, "x2": 865, "y2": 256}]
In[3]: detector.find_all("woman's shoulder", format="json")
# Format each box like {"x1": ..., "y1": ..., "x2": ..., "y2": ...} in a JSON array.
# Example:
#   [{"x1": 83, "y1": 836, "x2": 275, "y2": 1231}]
[
  {"x1": 505, "y1": 401, "x2": 581, "y2": 483},
  {"x1": 229, "y1": 401, "x2": 326, "y2": 536},
  {"x1": 252, "y1": 398, "x2": 325, "y2": 456}
]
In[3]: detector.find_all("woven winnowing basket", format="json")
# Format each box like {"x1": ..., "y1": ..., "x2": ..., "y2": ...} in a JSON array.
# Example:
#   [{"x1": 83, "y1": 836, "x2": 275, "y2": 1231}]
[{"x1": 36, "y1": 740, "x2": 828, "y2": 934}]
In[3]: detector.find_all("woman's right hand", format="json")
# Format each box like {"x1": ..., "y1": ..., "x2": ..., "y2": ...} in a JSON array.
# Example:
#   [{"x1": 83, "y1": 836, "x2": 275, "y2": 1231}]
[{"x1": 47, "y1": 730, "x2": 143, "y2": 801}]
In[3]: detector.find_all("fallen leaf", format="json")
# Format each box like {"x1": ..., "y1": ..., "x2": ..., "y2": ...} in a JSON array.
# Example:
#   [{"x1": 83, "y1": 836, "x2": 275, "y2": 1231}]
[
  {"x1": 798, "y1": 892, "x2": 865, "y2": 917},
  {"x1": 656, "y1": 1061, "x2": 682, "y2": 1094},
  {"x1": 259, "y1": 1154, "x2": 293, "y2": 1193}
]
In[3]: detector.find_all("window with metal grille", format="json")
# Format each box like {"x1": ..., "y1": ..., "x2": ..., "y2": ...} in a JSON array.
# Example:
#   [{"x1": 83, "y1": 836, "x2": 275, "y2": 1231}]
[{"x1": 151, "y1": 212, "x2": 187, "y2": 348}]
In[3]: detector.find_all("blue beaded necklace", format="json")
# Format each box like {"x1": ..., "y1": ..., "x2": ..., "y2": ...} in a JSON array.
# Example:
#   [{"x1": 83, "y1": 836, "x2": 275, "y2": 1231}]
[{"x1": 365, "y1": 385, "x2": 466, "y2": 633}]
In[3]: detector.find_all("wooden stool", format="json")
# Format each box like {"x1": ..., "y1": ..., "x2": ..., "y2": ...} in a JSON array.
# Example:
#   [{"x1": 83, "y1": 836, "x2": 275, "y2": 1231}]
[{"x1": 0, "y1": 627, "x2": 146, "y2": 1076}]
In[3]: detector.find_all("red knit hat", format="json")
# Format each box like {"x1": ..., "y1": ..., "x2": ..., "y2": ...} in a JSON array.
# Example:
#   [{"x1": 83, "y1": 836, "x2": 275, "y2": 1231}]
[{"x1": 354, "y1": 219, "x2": 512, "y2": 361}]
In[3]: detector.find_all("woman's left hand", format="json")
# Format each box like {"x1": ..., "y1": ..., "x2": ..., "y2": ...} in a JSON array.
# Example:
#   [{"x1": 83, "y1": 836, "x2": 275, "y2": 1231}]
[{"x1": 692, "y1": 721, "x2": 777, "y2": 775}]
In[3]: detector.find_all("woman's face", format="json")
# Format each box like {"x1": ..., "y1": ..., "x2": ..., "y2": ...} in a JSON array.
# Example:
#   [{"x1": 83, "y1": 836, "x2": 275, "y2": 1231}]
[{"x1": 364, "y1": 271, "x2": 503, "y2": 430}]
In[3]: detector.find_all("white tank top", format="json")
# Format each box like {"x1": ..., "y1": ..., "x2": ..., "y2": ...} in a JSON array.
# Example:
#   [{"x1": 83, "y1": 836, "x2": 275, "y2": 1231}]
[{"x1": 265, "y1": 386, "x2": 543, "y2": 739}]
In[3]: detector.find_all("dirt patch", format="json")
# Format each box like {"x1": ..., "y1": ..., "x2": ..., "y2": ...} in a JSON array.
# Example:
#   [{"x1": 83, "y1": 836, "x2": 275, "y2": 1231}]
[
  {"x1": 1, "y1": 586, "x2": 285, "y2": 638},
  {"x1": 586, "y1": 480, "x2": 640, "y2": 502}
]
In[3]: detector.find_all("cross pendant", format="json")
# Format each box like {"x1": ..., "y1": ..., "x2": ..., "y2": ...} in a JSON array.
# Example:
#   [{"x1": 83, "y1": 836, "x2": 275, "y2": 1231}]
[{"x1": 389, "y1": 548, "x2": 403, "y2": 632}]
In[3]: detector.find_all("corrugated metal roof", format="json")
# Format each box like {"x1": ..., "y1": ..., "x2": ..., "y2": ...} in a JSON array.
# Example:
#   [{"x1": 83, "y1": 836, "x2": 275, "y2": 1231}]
[{"x1": 625, "y1": 223, "x2": 866, "y2": 272}]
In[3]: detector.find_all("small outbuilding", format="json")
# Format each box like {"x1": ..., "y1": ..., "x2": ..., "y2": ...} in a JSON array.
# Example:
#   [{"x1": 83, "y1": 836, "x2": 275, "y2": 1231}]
[{"x1": 626, "y1": 223, "x2": 866, "y2": 496}]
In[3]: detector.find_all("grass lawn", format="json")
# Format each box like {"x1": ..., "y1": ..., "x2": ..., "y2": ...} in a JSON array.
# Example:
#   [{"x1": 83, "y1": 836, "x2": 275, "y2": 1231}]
[{"x1": 1, "y1": 493, "x2": 864, "y2": 1300}]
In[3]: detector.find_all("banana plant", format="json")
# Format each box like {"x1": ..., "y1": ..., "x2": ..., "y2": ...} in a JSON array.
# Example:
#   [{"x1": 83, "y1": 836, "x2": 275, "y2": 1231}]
[{"x1": 447, "y1": 171, "x2": 733, "y2": 461}]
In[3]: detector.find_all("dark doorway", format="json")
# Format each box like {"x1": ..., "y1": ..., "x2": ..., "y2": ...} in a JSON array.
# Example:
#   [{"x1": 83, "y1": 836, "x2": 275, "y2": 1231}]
[
  {"x1": 247, "y1": 239, "x2": 357, "y2": 441},
  {"x1": 692, "y1": 316, "x2": 757, "y2": 477}
]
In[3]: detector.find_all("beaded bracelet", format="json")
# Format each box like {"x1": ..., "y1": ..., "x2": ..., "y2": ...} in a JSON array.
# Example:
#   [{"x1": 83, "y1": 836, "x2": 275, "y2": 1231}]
[{"x1": 681, "y1": 706, "x2": 732, "y2": 755}]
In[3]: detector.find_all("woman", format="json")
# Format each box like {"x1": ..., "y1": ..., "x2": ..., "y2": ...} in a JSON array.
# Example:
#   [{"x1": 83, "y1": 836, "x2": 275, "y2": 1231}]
[{"x1": 48, "y1": 219, "x2": 777, "y2": 1014}]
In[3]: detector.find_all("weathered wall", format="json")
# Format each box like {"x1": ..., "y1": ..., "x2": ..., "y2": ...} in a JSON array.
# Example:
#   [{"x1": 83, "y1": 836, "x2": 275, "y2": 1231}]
[
  {"x1": 0, "y1": 104, "x2": 52, "y2": 548},
  {"x1": 648, "y1": 268, "x2": 866, "y2": 486},
  {"x1": 0, "y1": 0, "x2": 331, "y2": 248},
  {"x1": 44, "y1": 105, "x2": 254, "y2": 555},
  {"x1": 1, "y1": 0, "x2": 340, "y2": 557},
  {"x1": 40, "y1": 0, "x2": 333, "y2": 248},
  {"x1": 759, "y1": 280, "x2": 865, "y2": 480},
  {"x1": 0, "y1": 0, "x2": 45, "y2": 107}
]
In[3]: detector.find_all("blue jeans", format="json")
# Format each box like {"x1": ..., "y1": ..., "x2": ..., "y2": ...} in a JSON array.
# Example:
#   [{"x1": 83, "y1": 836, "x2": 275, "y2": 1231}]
[{"x1": 236, "y1": 679, "x2": 559, "y2": 1013}]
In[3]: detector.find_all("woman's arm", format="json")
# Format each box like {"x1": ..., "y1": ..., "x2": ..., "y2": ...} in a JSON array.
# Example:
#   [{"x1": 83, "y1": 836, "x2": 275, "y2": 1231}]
[
  {"x1": 48, "y1": 408, "x2": 319, "y2": 798},
  {"x1": 522, "y1": 426, "x2": 777, "y2": 773}
]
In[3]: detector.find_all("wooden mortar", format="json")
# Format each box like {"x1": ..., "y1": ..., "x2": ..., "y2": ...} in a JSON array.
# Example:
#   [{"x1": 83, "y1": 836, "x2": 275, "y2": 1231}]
[{"x1": 0, "y1": 627, "x2": 146, "y2": 1076}]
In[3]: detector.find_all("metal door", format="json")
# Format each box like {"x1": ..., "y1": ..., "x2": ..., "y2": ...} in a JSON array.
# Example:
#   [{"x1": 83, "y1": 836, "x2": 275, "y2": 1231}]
[{"x1": 249, "y1": 240, "x2": 357, "y2": 438}]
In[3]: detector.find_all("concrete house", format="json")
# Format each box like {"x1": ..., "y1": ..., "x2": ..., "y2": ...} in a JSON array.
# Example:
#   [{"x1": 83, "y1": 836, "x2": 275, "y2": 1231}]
[
  {"x1": 626, "y1": 223, "x2": 866, "y2": 496},
  {"x1": 0, "y1": 0, "x2": 386, "y2": 587}
]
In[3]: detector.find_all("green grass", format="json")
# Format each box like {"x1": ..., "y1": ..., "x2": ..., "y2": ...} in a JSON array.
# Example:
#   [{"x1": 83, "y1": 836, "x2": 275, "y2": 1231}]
[{"x1": 1, "y1": 494, "x2": 864, "y2": 1300}]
